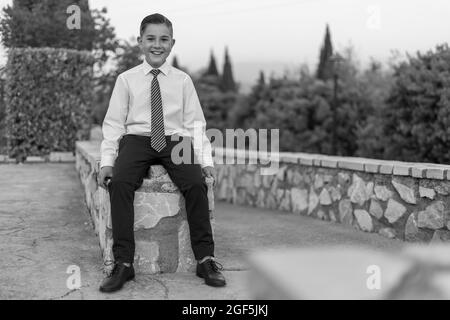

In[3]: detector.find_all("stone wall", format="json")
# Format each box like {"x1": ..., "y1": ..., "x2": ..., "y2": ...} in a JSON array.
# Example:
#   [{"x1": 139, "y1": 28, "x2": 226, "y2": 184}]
[
  {"x1": 75, "y1": 141, "x2": 214, "y2": 274},
  {"x1": 213, "y1": 148, "x2": 450, "y2": 243}
]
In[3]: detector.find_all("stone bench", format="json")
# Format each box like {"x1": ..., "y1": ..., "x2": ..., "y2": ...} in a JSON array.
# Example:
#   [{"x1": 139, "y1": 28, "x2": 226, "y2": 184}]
[{"x1": 75, "y1": 140, "x2": 214, "y2": 274}]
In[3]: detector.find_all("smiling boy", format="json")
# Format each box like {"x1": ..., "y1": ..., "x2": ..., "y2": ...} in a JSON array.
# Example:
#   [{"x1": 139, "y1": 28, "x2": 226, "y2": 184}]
[{"x1": 97, "y1": 13, "x2": 226, "y2": 293}]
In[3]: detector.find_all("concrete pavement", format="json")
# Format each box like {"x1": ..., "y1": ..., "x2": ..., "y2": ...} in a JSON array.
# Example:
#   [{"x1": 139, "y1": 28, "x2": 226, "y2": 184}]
[{"x1": 0, "y1": 163, "x2": 404, "y2": 299}]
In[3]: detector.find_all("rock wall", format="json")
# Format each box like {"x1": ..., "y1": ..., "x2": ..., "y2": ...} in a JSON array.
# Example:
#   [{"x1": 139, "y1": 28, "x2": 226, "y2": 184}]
[
  {"x1": 214, "y1": 149, "x2": 450, "y2": 243},
  {"x1": 75, "y1": 141, "x2": 214, "y2": 274}
]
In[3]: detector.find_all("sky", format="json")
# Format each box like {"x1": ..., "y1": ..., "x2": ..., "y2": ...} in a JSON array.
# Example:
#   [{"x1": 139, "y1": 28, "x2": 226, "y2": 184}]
[{"x1": 0, "y1": 0, "x2": 449, "y2": 88}]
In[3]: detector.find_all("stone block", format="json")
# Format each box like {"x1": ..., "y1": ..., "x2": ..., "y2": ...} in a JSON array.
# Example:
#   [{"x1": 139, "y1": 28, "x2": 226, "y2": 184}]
[
  {"x1": 379, "y1": 228, "x2": 396, "y2": 239},
  {"x1": 392, "y1": 178, "x2": 417, "y2": 204},
  {"x1": 280, "y1": 153, "x2": 299, "y2": 164},
  {"x1": 321, "y1": 159, "x2": 338, "y2": 168},
  {"x1": 435, "y1": 182, "x2": 450, "y2": 195},
  {"x1": 307, "y1": 187, "x2": 319, "y2": 215},
  {"x1": 369, "y1": 199, "x2": 384, "y2": 219},
  {"x1": 354, "y1": 209, "x2": 373, "y2": 232},
  {"x1": 279, "y1": 190, "x2": 291, "y2": 211},
  {"x1": 364, "y1": 162, "x2": 380, "y2": 173},
  {"x1": 392, "y1": 164, "x2": 411, "y2": 176},
  {"x1": 426, "y1": 168, "x2": 445, "y2": 180},
  {"x1": 25, "y1": 156, "x2": 45, "y2": 163},
  {"x1": 411, "y1": 166, "x2": 426, "y2": 178},
  {"x1": 418, "y1": 201, "x2": 446, "y2": 230},
  {"x1": 314, "y1": 174, "x2": 324, "y2": 189},
  {"x1": 49, "y1": 152, "x2": 75, "y2": 162},
  {"x1": 379, "y1": 164, "x2": 394, "y2": 175},
  {"x1": 319, "y1": 189, "x2": 332, "y2": 205},
  {"x1": 329, "y1": 186, "x2": 342, "y2": 201},
  {"x1": 133, "y1": 193, "x2": 181, "y2": 229},
  {"x1": 348, "y1": 174, "x2": 369, "y2": 206},
  {"x1": 299, "y1": 158, "x2": 313, "y2": 166},
  {"x1": 384, "y1": 199, "x2": 407, "y2": 224},
  {"x1": 338, "y1": 159, "x2": 364, "y2": 171},
  {"x1": 339, "y1": 199, "x2": 353, "y2": 225},
  {"x1": 419, "y1": 186, "x2": 436, "y2": 200},
  {"x1": 405, "y1": 213, "x2": 429, "y2": 242},
  {"x1": 374, "y1": 185, "x2": 393, "y2": 201},
  {"x1": 291, "y1": 188, "x2": 308, "y2": 214}
]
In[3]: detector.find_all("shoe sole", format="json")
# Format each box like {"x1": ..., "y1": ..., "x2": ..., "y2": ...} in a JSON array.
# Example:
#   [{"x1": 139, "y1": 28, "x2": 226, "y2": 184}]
[
  {"x1": 99, "y1": 273, "x2": 135, "y2": 293},
  {"x1": 196, "y1": 271, "x2": 226, "y2": 287}
]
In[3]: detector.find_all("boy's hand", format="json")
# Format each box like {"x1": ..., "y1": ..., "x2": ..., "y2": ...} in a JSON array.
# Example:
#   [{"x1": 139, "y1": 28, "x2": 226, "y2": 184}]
[
  {"x1": 98, "y1": 166, "x2": 113, "y2": 189},
  {"x1": 202, "y1": 166, "x2": 217, "y2": 187}
]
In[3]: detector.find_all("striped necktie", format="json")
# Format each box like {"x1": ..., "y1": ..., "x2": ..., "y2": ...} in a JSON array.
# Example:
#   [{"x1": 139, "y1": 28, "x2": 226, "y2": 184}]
[{"x1": 150, "y1": 69, "x2": 166, "y2": 152}]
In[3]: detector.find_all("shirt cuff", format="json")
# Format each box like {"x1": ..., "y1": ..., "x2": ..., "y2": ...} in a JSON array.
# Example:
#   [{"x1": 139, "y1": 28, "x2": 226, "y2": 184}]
[
  {"x1": 199, "y1": 153, "x2": 214, "y2": 168},
  {"x1": 100, "y1": 155, "x2": 116, "y2": 168}
]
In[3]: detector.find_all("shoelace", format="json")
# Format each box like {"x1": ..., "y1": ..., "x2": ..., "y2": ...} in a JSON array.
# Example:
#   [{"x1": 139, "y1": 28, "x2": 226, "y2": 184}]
[
  {"x1": 103, "y1": 259, "x2": 118, "y2": 277},
  {"x1": 206, "y1": 259, "x2": 224, "y2": 272}
]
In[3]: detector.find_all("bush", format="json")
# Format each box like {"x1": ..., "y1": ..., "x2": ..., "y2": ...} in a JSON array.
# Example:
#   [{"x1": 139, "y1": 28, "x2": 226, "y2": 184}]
[
  {"x1": 194, "y1": 74, "x2": 240, "y2": 133},
  {"x1": 382, "y1": 43, "x2": 450, "y2": 163},
  {"x1": 0, "y1": 75, "x2": 5, "y2": 154},
  {"x1": 4, "y1": 47, "x2": 94, "y2": 160},
  {"x1": 233, "y1": 64, "x2": 375, "y2": 156}
]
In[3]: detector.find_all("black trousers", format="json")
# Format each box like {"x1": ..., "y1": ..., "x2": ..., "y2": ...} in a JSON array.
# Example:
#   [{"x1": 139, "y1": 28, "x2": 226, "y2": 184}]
[{"x1": 108, "y1": 134, "x2": 214, "y2": 264}]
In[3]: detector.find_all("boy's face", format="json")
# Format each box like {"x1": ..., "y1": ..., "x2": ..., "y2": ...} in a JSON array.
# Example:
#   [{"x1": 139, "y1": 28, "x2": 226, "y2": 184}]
[{"x1": 138, "y1": 23, "x2": 175, "y2": 68}]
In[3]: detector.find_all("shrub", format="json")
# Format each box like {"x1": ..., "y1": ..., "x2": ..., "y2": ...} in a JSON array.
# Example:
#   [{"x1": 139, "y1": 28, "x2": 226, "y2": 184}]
[
  {"x1": 4, "y1": 47, "x2": 94, "y2": 161},
  {"x1": 382, "y1": 43, "x2": 450, "y2": 163}
]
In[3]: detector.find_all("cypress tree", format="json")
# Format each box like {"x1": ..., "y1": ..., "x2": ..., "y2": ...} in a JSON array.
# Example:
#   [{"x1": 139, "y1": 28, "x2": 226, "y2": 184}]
[
  {"x1": 316, "y1": 24, "x2": 334, "y2": 81},
  {"x1": 205, "y1": 49, "x2": 219, "y2": 76},
  {"x1": 172, "y1": 55, "x2": 180, "y2": 69},
  {"x1": 258, "y1": 70, "x2": 265, "y2": 86},
  {"x1": 221, "y1": 46, "x2": 236, "y2": 92}
]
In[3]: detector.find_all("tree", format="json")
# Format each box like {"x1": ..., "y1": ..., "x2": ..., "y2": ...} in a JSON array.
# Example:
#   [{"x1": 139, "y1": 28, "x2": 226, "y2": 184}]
[
  {"x1": 316, "y1": 24, "x2": 334, "y2": 81},
  {"x1": 230, "y1": 70, "x2": 267, "y2": 128},
  {"x1": 92, "y1": 39, "x2": 142, "y2": 124},
  {"x1": 204, "y1": 49, "x2": 219, "y2": 77},
  {"x1": 0, "y1": 0, "x2": 118, "y2": 67},
  {"x1": 221, "y1": 46, "x2": 237, "y2": 92},
  {"x1": 172, "y1": 55, "x2": 180, "y2": 69},
  {"x1": 382, "y1": 43, "x2": 450, "y2": 163},
  {"x1": 232, "y1": 47, "x2": 382, "y2": 156},
  {"x1": 354, "y1": 57, "x2": 394, "y2": 159},
  {"x1": 171, "y1": 55, "x2": 189, "y2": 74},
  {"x1": 258, "y1": 70, "x2": 266, "y2": 86}
]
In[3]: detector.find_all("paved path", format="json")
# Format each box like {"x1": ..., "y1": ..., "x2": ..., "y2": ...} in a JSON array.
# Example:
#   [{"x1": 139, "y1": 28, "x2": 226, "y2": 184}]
[{"x1": 0, "y1": 163, "x2": 404, "y2": 299}]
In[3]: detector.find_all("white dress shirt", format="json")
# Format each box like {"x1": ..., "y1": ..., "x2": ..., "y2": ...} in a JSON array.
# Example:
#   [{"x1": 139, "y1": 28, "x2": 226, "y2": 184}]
[{"x1": 100, "y1": 59, "x2": 213, "y2": 169}]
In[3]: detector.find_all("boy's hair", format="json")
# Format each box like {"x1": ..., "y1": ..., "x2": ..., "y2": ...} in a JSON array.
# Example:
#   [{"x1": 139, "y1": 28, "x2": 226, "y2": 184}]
[{"x1": 140, "y1": 13, "x2": 173, "y2": 37}]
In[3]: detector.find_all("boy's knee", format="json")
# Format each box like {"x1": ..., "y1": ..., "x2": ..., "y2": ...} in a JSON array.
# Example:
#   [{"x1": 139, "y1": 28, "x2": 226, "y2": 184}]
[
  {"x1": 184, "y1": 179, "x2": 206, "y2": 192},
  {"x1": 110, "y1": 179, "x2": 140, "y2": 191}
]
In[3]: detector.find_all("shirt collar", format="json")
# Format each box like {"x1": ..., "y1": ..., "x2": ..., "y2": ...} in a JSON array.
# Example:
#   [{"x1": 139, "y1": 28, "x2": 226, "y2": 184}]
[{"x1": 142, "y1": 59, "x2": 170, "y2": 76}]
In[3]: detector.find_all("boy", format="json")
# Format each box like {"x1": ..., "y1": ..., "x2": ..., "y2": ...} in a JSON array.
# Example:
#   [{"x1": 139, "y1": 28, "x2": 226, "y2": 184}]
[{"x1": 97, "y1": 13, "x2": 226, "y2": 293}]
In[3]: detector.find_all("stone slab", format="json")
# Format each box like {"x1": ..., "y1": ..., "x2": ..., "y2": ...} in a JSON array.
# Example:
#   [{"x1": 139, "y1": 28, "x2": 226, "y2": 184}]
[{"x1": 247, "y1": 247, "x2": 413, "y2": 300}]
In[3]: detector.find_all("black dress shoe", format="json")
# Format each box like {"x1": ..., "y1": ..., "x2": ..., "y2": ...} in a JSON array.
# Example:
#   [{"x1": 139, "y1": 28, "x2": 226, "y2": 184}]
[
  {"x1": 196, "y1": 258, "x2": 226, "y2": 287},
  {"x1": 99, "y1": 262, "x2": 135, "y2": 293}
]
